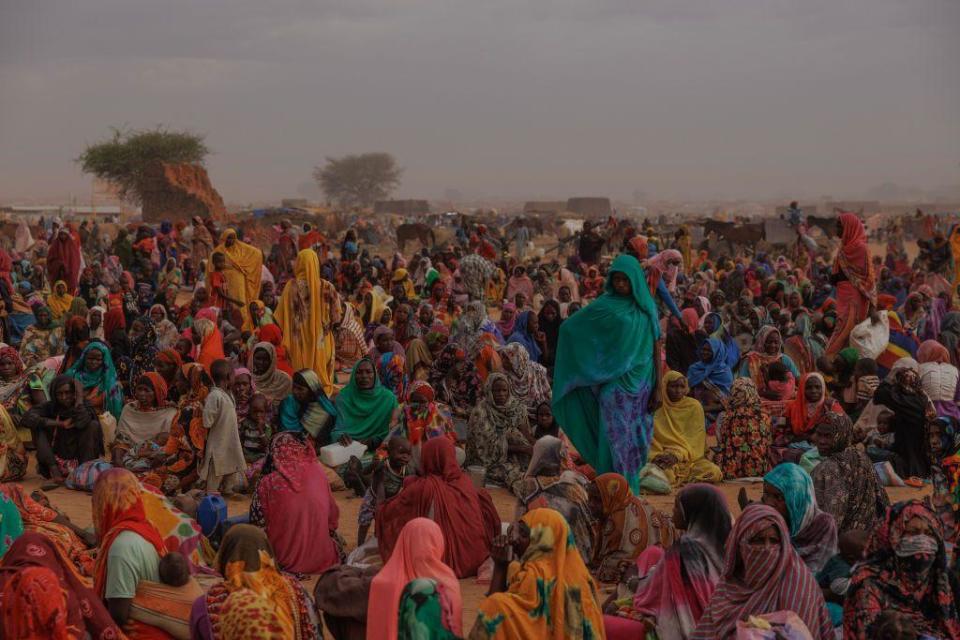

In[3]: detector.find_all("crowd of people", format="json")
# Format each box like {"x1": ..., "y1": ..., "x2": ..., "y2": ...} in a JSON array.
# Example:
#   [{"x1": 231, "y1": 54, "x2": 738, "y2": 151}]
[{"x1": 0, "y1": 209, "x2": 957, "y2": 639}]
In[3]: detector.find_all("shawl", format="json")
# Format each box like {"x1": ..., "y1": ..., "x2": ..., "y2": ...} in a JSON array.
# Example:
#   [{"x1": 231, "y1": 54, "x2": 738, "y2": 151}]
[
  {"x1": 471, "y1": 371, "x2": 527, "y2": 434},
  {"x1": 64, "y1": 341, "x2": 124, "y2": 419},
  {"x1": 366, "y1": 518, "x2": 462, "y2": 640},
  {"x1": 506, "y1": 310, "x2": 542, "y2": 362},
  {"x1": 0, "y1": 402, "x2": 25, "y2": 482},
  {"x1": 650, "y1": 371, "x2": 707, "y2": 463},
  {"x1": 203, "y1": 524, "x2": 314, "y2": 640},
  {"x1": 91, "y1": 468, "x2": 167, "y2": 596},
  {"x1": 252, "y1": 433, "x2": 339, "y2": 574},
  {"x1": 220, "y1": 589, "x2": 286, "y2": 640},
  {"x1": 918, "y1": 339, "x2": 951, "y2": 364},
  {"x1": 498, "y1": 343, "x2": 551, "y2": 413},
  {"x1": 0, "y1": 533, "x2": 122, "y2": 640},
  {"x1": 248, "y1": 342, "x2": 293, "y2": 403},
  {"x1": 552, "y1": 254, "x2": 660, "y2": 492},
  {"x1": 691, "y1": 504, "x2": 832, "y2": 640},
  {"x1": 278, "y1": 370, "x2": 337, "y2": 438},
  {"x1": 628, "y1": 484, "x2": 731, "y2": 640},
  {"x1": 506, "y1": 272, "x2": 534, "y2": 302},
  {"x1": 206, "y1": 229, "x2": 263, "y2": 331},
  {"x1": 686, "y1": 337, "x2": 734, "y2": 395},
  {"x1": 833, "y1": 212, "x2": 876, "y2": 302},
  {"x1": 333, "y1": 356, "x2": 398, "y2": 442},
  {"x1": 150, "y1": 304, "x2": 181, "y2": 350},
  {"x1": 130, "y1": 315, "x2": 160, "y2": 385},
  {"x1": 844, "y1": 500, "x2": 960, "y2": 640},
  {"x1": 194, "y1": 317, "x2": 225, "y2": 374},
  {"x1": 553, "y1": 267, "x2": 581, "y2": 302},
  {"x1": 46, "y1": 232, "x2": 82, "y2": 292},
  {"x1": 88, "y1": 305, "x2": 106, "y2": 341},
  {"x1": 785, "y1": 372, "x2": 841, "y2": 436},
  {"x1": 646, "y1": 249, "x2": 682, "y2": 294},
  {"x1": 0, "y1": 486, "x2": 87, "y2": 572},
  {"x1": 703, "y1": 311, "x2": 740, "y2": 370},
  {"x1": 763, "y1": 463, "x2": 838, "y2": 573},
  {"x1": 742, "y1": 326, "x2": 786, "y2": 386},
  {"x1": 257, "y1": 324, "x2": 294, "y2": 375},
  {"x1": 397, "y1": 578, "x2": 461, "y2": 640},
  {"x1": 496, "y1": 302, "x2": 517, "y2": 336},
  {"x1": 377, "y1": 437, "x2": 500, "y2": 579},
  {"x1": 471, "y1": 508, "x2": 605, "y2": 640},
  {"x1": 0, "y1": 492, "x2": 22, "y2": 556},
  {"x1": 391, "y1": 269, "x2": 417, "y2": 301},
  {"x1": 47, "y1": 281, "x2": 74, "y2": 320}
]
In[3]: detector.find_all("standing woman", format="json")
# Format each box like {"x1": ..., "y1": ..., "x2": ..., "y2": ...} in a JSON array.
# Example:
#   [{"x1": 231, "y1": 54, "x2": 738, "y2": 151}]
[
  {"x1": 825, "y1": 213, "x2": 875, "y2": 357},
  {"x1": 206, "y1": 228, "x2": 263, "y2": 331},
  {"x1": 553, "y1": 254, "x2": 661, "y2": 492},
  {"x1": 275, "y1": 249, "x2": 341, "y2": 396}
]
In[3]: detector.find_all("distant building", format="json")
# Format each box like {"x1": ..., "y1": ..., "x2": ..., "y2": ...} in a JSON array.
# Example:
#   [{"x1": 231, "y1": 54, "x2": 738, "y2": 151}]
[{"x1": 566, "y1": 197, "x2": 612, "y2": 217}]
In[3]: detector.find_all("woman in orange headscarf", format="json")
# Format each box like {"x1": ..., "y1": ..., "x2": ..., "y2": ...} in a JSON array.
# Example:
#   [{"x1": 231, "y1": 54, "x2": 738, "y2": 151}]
[
  {"x1": 825, "y1": 213, "x2": 875, "y2": 356},
  {"x1": 275, "y1": 249, "x2": 341, "y2": 396},
  {"x1": 206, "y1": 229, "x2": 263, "y2": 331}
]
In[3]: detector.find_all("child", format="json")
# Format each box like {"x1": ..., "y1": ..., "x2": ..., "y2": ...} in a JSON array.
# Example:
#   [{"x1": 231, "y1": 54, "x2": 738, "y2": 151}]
[
  {"x1": 760, "y1": 361, "x2": 796, "y2": 401},
  {"x1": 240, "y1": 394, "x2": 271, "y2": 464},
  {"x1": 158, "y1": 551, "x2": 193, "y2": 589},
  {"x1": 356, "y1": 436, "x2": 411, "y2": 546},
  {"x1": 200, "y1": 360, "x2": 246, "y2": 496},
  {"x1": 853, "y1": 358, "x2": 880, "y2": 412},
  {"x1": 816, "y1": 530, "x2": 868, "y2": 628}
]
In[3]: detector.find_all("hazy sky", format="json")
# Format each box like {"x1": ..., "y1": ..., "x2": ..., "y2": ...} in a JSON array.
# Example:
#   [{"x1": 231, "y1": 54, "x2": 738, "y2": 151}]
[{"x1": 1, "y1": 0, "x2": 958, "y2": 204}]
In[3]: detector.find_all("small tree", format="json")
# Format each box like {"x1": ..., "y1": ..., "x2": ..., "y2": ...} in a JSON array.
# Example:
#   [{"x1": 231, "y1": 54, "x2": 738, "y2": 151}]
[
  {"x1": 77, "y1": 127, "x2": 209, "y2": 204},
  {"x1": 314, "y1": 152, "x2": 402, "y2": 209}
]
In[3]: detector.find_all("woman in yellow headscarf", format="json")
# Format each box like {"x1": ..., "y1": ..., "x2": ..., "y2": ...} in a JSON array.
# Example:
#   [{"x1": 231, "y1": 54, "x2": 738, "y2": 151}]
[
  {"x1": 206, "y1": 229, "x2": 263, "y2": 331},
  {"x1": 639, "y1": 370, "x2": 722, "y2": 493},
  {"x1": 46, "y1": 281, "x2": 74, "y2": 322},
  {"x1": 391, "y1": 268, "x2": 417, "y2": 301},
  {"x1": 274, "y1": 249, "x2": 341, "y2": 395}
]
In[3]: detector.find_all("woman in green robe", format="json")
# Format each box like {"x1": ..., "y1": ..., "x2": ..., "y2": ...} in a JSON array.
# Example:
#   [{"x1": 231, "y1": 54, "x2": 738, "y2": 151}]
[
  {"x1": 552, "y1": 254, "x2": 661, "y2": 492},
  {"x1": 332, "y1": 356, "x2": 399, "y2": 447}
]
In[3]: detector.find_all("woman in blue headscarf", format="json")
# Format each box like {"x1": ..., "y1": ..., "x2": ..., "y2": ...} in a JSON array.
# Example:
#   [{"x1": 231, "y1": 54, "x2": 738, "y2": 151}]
[
  {"x1": 552, "y1": 254, "x2": 660, "y2": 492},
  {"x1": 700, "y1": 311, "x2": 739, "y2": 370},
  {"x1": 506, "y1": 309, "x2": 544, "y2": 364},
  {"x1": 64, "y1": 341, "x2": 124, "y2": 420},
  {"x1": 686, "y1": 337, "x2": 734, "y2": 425},
  {"x1": 762, "y1": 462, "x2": 838, "y2": 573}
]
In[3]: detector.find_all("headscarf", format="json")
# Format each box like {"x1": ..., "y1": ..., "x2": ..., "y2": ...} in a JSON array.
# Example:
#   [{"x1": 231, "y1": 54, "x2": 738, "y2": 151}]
[
  {"x1": 194, "y1": 316, "x2": 225, "y2": 374},
  {"x1": 0, "y1": 492, "x2": 23, "y2": 556},
  {"x1": 473, "y1": 508, "x2": 605, "y2": 640},
  {"x1": 702, "y1": 311, "x2": 740, "y2": 370},
  {"x1": 506, "y1": 310, "x2": 542, "y2": 363},
  {"x1": 92, "y1": 468, "x2": 167, "y2": 596},
  {"x1": 257, "y1": 324, "x2": 294, "y2": 375},
  {"x1": 918, "y1": 339, "x2": 951, "y2": 364},
  {"x1": 220, "y1": 589, "x2": 286, "y2": 640},
  {"x1": 333, "y1": 356, "x2": 399, "y2": 442},
  {"x1": 64, "y1": 341, "x2": 124, "y2": 418},
  {"x1": 248, "y1": 342, "x2": 293, "y2": 403},
  {"x1": 685, "y1": 337, "x2": 734, "y2": 395},
  {"x1": 833, "y1": 212, "x2": 876, "y2": 301},
  {"x1": 397, "y1": 578, "x2": 461, "y2": 640},
  {"x1": 207, "y1": 229, "x2": 264, "y2": 331},
  {"x1": 763, "y1": 462, "x2": 838, "y2": 572},
  {"x1": 650, "y1": 371, "x2": 707, "y2": 465},
  {"x1": 367, "y1": 518, "x2": 462, "y2": 640},
  {"x1": 844, "y1": 500, "x2": 960, "y2": 640},
  {"x1": 496, "y1": 302, "x2": 517, "y2": 337},
  {"x1": 278, "y1": 370, "x2": 337, "y2": 438},
  {"x1": 646, "y1": 249, "x2": 682, "y2": 294},
  {"x1": 691, "y1": 504, "x2": 832, "y2": 640},
  {"x1": 785, "y1": 372, "x2": 841, "y2": 437},
  {"x1": 46, "y1": 280, "x2": 74, "y2": 320},
  {"x1": 498, "y1": 342, "x2": 552, "y2": 414}
]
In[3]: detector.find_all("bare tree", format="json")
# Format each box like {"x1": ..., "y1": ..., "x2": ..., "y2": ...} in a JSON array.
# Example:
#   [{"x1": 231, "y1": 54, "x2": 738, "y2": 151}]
[{"x1": 313, "y1": 153, "x2": 402, "y2": 209}]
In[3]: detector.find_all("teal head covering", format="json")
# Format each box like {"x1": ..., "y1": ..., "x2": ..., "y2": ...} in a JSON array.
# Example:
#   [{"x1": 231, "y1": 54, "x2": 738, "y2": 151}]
[
  {"x1": 397, "y1": 578, "x2": 460, "y2": 640},
  {"x1": 65, "y1": 341, "x2": 124, "y2": 419},
  {"x1": 552, "y1": 254, "x2": 662, "y2": 493},
  {"x1": 763, "y1": 462, "x2": 817, "y2": 538},
  {"x1": 279, "y1": 369, "x2": 338, "y2": 438},
  {"x1": 0, "y1": 492, "x2": 24, "y2": 555},
  {"x1": 332, "y1": 356, "x2": 398, "y2": 442}
]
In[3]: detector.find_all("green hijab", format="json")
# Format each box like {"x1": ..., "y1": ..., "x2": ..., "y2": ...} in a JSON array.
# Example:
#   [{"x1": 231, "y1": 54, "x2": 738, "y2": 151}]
[
  {"x1": 332, "y1": 356, "x2": 398, "y2": 442},
  {"x1": 0, "y1": 492, "x2": 24, "y2": 555}
]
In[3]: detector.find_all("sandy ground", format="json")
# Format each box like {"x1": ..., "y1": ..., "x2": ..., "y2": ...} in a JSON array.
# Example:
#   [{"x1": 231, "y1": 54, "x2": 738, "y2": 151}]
[{"x1": 19, "y1": 457, "x2": 928, "y2": 635}]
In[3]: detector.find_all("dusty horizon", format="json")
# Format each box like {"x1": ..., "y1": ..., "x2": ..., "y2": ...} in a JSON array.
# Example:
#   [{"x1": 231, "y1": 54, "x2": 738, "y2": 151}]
[{"x1": 2, "y1": 1, "x2": 958, "y2": 204}]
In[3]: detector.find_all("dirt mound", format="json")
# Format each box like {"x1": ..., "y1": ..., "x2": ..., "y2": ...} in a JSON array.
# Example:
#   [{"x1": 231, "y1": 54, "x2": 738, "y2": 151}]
[{"x1": 141, "y1": 162, "x2": 227, "y2": 222}]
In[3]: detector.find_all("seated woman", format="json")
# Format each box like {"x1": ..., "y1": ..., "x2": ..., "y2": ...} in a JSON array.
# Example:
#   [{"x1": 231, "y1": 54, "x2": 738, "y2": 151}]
[
  {"x1": 18, "y1": 305, "x2": 65, "y2": 368},
  {"x1": 248, "y1": 341, "x2": 293, "y2": 404},
  {"x1": 470, "y1": 508, "x2": 605, "y2": 639},
  {"x1": 64, "y1": 341, "x2": 125, "y2": 426},
  {"x1": 466, "y1": 372, "x2": 534, "y2": 496},
  {"x1": 0, "y1": 346, "x2": 52, "y2": 430},
  {"x1": 605, "y1": 484, "x2": 731, "y2": 640},
  {"x1": 917, "y1": 339, "x2": 960, "y2": 421},
  {"x1": 738, "y1": 326, "x2": 800, "y2": 389},
  {"x1": 518, "y1": 436, "x2": 595, "y2": 564},
  {"x1": 507, "y1": 309, "x2": 546, "y2": 364},
  {"x1": 250, "y1": 432, "x2": 342, "y2": 574},
  {"x1": 844, "y1": 500, "x2": 959, "y2": 640},
  {"x1": 691, "y1": 503, "x2": 832, "y2": 640},
  {"x1": 377, "y1": 437, "x2": 500, "y2": 578},
  {"x1": 378, "y1": 381, "x2": 458, "y2": 467},
  {"x1": 0, "y1": 401, "x2": 26, "y2": 482},
  {"x1": 429, "y1": 344, "x2": 483, "y2": 423},
  {"x1": 762, "y1": 463, "x2": 838, "y2": 573},
  {"x1": 0, "y1": 532, "x2": 124, "y2": 639},
  {"x1": 278, "y1": 369, "x2": 338, "y2": 443},
  {"x1": 114, "y1": 372, "x2": 179, "y2": 468},
  {"x1": 808, "y1": 412, "x2": 889, "y2": 534},
  {"x1": 21, "y1": 375, "x2": 102, "y2": 486},
  {"x1": 366, "y1": 518, "x2": 462, "y2": 640},
  {"x1": 589, "y1": 472, "x2": 676, "y2": 583},
  {"x1": 686, "y1": 337, "x2": 733, "y2": 423},
  {"x1": 332, "y1": 356, "x2": 398, "y2": 448},
  {"x1": 92, "y1": 468, "x2": 170, "y2": 634},
  {"x1": 873, "y1": 357, "x2": 936, "y2": 479},
  {"x1": 190, "y1": 524, "x2": 319, "y2": 640},
  {"x1": 395, "y1": 578, "x2": 461, "y2": 639},
  {"x1": 497, "y1": 342, "x2": 551, "y2": 417},
  {"x1": 639, "y1": 371, "x2": 722, "y2": 494},
  {"x1": 786, "y1": 373, "x2": 843, "y2": 440},
  {"x1": 714, "y1": 377, "x2": 771, "y2": 479}
]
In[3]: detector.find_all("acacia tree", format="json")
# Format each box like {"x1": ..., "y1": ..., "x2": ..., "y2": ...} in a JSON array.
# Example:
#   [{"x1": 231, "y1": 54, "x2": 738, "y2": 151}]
[
  {"x1": 313, "y1": 152, "x2": 402, "y2": 209},
  {"x1": 77, "y1": 127, "x2": 209, "y2": 204}
]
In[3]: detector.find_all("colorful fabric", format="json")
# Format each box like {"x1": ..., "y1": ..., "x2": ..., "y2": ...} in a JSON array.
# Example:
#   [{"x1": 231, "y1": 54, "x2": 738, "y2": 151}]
[
  {"x1": 248, "y1": 342, "x2": 292, "y2": 403},
  {"x1": 833, "y1": 212, "x2": 875, "y2": 302},
  {"x1": 193, "y1": 316, "x2": 225, "y2": 375},
  {"x1": 367, "y1": 518, "x2": 462, "y2": 640},
  {"x1": 220, "y1": 588, "x2": 287, "y2": 640},
  {"x1": 506, "y1": 310, "x2": 542, "y2": 362},
  {"x1": 714, "y1": 378, "x2": 771, "y2": 478},
  {"x1": 552, "y1": 254, "x2": 660, "y2": 492},
  {"x1": 844, "y1": 500, "x2": 960, "y2": 640},
  {"x1": 0, "y1": 491, "x2": 23, "y2": 556},
  {"x1": 0, "y1": 401, "x2": 26, "y2": 482},
  {"x1": 785, "y1": 372, "x2": 841, "y2": 436},
  {"x1": 278, "y1": 370, "x2": 337, "y2": 438},
  {"x1": 332, "y1": 356, "x2": 398, "y2": 442},
  {"x1": 207, "y1": 229, "x2": 264, "y2": 332},
  {"x1": 139, "y1": 481, "x2": 212, "y2": 575},
  {"x1": 249, "y1": 433, "x2": 340, "y2": 574},
  {"x1": 649, "y1": 371, "x2": 709, "y2": 470},
  {"x1": 498, "y1": 343, "x2": 551, "y2": 415},
  {"x1": 471, "y1": 508, "x2": 605, "y2": 640},
  {"x1": 0, "y1": 485, "x2": 91, "y2": 575},
  {"x1": 592, "y1": 472, "x2": 675, "y2": 583},
  {"x1": 377, "y1": 350, "x2": 408, "y2": 399},
  {"x1": 686, "y1": 337, "x2": 734, "y2": 395},
  {"x1": 377, "y1": 437, "x2": 500, "y2": 578},
  {"x1": 763, "y1": 463, "x2": 838, "y2": 573},
  {"x1": 465, "y1": 372, "x2": 530, "y2": 495},
  {"x1": 63, "y1": 341, "x2": 124, "y2": 419},
  {"x1": 397, "y1": 578, "x2": 461, "y2": 640}
]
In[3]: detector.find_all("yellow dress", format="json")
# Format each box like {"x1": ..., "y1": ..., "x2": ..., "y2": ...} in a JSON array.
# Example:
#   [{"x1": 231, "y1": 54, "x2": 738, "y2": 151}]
[
  {"x1": 274, "y1": 249, "x2": 341, "y2": 396},
  {"x1": 207, "y1": 229, "x2": 263, "y2": 331}
]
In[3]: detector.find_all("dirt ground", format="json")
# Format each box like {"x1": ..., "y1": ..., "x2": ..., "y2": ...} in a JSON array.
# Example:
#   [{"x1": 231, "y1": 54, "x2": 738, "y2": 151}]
[{"x1": 20, "y1": 458, "x2": 928, "y2": 635}]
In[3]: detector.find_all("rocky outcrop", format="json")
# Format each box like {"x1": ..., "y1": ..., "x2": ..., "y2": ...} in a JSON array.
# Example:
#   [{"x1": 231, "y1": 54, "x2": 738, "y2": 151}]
[{"x1": 141, "y1": 162, "x2": 227, "y2": 222}]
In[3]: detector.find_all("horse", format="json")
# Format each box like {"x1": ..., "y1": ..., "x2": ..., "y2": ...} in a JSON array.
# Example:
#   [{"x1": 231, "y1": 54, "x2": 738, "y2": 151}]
[
  {"x1": 396, "y1": 223, "x2": 435, "y2": 252},
  {"x1": 702, "y1": 219, "x2": 766, "y2": 253}
]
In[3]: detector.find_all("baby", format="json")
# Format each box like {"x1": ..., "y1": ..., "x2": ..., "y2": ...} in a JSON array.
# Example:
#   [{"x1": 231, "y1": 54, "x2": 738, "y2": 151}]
[
  {"x1": 158, "y1": 551, "x2": 193, "y2": 588},
  {"x1": 817, "y1": 530, "x2": 869, "y2": 627},
  {"x1": 356, "y1": 436, "x2": 412, "y2": 546},
  {"x1": 240, "y1": 394, "x2": 271, "y2": 464},
  {"x1": 121, "y1": 432, "x2": 171, "y2": 473}
]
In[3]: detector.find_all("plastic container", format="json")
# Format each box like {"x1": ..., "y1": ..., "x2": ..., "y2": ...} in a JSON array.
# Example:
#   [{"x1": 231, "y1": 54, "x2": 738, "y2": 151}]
[
  {"x1": 197, "y1": 494, "x2": 227, "y2": 538},
  {"x1": 319, "y1": 440, "x2": 368, "y2": 467}
]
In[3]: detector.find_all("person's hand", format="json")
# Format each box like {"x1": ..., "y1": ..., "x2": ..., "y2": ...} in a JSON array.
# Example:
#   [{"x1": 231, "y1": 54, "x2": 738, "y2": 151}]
[
  {"x1": 490, "y1": 534, "x2": 512, "y2": 564},
  {"x1": 338, "y1": 434, "x2": 353, "y2": 447},
  {"x1": 535, "y1": 331, "x2": 546, "y2": 344}
]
